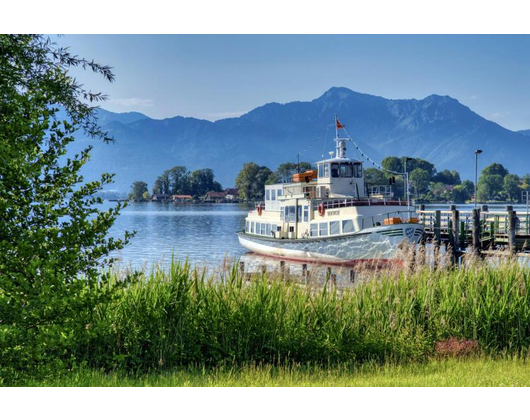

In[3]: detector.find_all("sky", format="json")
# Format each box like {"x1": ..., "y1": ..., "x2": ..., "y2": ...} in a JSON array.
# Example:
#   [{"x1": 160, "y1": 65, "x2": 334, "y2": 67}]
[{"x1": 57, "y1": 35, "x2": 530, "y2": 131}]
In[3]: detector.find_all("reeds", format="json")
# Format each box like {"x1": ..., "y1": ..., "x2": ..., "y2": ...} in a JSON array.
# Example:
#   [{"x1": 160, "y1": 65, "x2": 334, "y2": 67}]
[{"x1": 80, "y1": 256, "x2": 530, "y2": 371}]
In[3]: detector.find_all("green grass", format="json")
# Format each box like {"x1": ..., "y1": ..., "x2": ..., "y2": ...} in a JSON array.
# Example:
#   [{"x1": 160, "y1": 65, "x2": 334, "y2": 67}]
[
  {"x1": 21, "y1": 357, "x2": 530, "y2": 387},
  {"x1": 78, "y1": 259, "x2": 530, "y2": 372},
  {"x1": 6, "y1": 258, "x2": 530, "y2": 384}
]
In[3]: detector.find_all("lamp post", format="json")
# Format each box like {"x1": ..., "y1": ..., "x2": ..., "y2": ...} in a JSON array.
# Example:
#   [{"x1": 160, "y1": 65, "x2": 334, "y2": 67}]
[
  {"x1": 404, "y1": 157, "x2": 412, "y2": 210},
  {"x1": 474, "y1": 150, "x2": 483, "y2": 209}
]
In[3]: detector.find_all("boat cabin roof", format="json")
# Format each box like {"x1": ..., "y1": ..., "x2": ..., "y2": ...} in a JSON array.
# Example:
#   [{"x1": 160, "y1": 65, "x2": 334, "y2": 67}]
[{"x1": 315, "y1": 157, "x2": 363, "y2": 165}]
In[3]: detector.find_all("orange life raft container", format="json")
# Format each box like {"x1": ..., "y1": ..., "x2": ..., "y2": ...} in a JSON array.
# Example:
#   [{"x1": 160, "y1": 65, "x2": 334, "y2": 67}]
[{"x1": 292, "y1": 170, "x2": 318, "y2": 183}]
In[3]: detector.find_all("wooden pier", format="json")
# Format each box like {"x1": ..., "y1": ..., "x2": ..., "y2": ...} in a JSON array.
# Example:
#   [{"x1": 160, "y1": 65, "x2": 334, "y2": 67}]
[{"x1": 417, "y1": 205, "x2": 530, "y2": 256}]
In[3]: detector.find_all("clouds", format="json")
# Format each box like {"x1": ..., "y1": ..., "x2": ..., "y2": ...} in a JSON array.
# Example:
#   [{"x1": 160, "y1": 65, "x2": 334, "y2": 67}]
[
  {"x1": 108, "y1": 98, "x2": 155, "y2": 108},
  {"x1": 490, "y1": 111, "x2": 511, "y2": 119}
]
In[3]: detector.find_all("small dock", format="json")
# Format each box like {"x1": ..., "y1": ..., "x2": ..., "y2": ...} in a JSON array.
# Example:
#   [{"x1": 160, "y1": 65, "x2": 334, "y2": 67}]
[{"x1": 417, "y1": 205, "x2": 530, "y2": 256}]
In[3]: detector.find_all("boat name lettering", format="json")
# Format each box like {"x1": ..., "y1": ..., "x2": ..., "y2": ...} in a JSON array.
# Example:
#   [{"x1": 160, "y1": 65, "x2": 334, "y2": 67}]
[{"x1": 327, "y1": 210, "x2": 340, "y2": 216}]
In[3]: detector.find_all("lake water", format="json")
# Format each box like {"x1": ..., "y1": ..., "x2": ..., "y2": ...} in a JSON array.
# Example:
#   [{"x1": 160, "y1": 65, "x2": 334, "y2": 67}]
[
  {"x1": 105, "y1": 201, "x2": 530, "y2": 275},
  {"x1": 106, "y1": 202, "x2": 252, "y2": 270}
]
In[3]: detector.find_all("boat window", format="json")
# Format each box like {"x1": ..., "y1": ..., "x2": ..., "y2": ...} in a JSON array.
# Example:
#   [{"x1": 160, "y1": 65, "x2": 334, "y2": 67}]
[
  {"x1": 310, "y1": 223, "x2": 318, "y2": 237},
  {"x1": 255, "y1": 222, "x2": 260, "y2": 235},
  {"x1": 342, "y1": 219, "x2": 354, "y2": 234},
  {"x1": 324, "y1": 164, "x2": 329, "y2": 178},
  {"x1": 319, "y1": 222, "x2": 328, "y2": 236},
  {"x1": 303, "y1": 205, "x2": 309, "y2": 222},
  {"x1": 280, "y1": 207, "x2": 285, "y2": 221},
  {"x1": 251, "y1": 221, "x2": 255, "y2": 234},
  {"x1": 245, "y1": 221, "x2": 249, "y2": 232},
  {"x1": 340, "y1": 163, "x2": 353, "y2": 178},
  {"x1": 265, "y1": 189, "x2": 270, "y2": 201},
  {"x1": 318, "y1": 164, "x2": 323, "y2": 178},
  {"x1": 271, "y1": 189, "x2": 276, "y2": 201},
  {"x1": 266, "y1": 223, "x2": 271, "y2": 235},
  {"x1": 272, "y1": 224, "x2": 277, "y2": 235},
  {"x1": 297, "y1": 205, "x2": 302, "y2": 222},
  {"x1": 277, "y1": 188, "x2": 282, "y2": 197},
  {"x1": 286, "y1": 206, "x2": 296, "y2": 223},
  {"x1": 330, "y1": 220, "x2": 340, "y2": 235},
  {"x1": 331, "y1": 163, "x2": 340, "y2": 178},
  {"x1": 353, "y1": 163, "x2": 363, "y2": 178},
  {"x1": 260, "y1": 223, "x2": 266, "y2": 235}
]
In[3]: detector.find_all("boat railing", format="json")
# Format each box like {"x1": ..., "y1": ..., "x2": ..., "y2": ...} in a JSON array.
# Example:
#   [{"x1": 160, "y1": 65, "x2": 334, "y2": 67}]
[
  {"x1": 321, "y1": 197, "x2": 404, "y2": 209},
  {"x1": 282, "y1": 183, "x2": 318, "y2": 199},
  {"x1": 360, "y1": 210, "x2": 418, "y2": 230}
]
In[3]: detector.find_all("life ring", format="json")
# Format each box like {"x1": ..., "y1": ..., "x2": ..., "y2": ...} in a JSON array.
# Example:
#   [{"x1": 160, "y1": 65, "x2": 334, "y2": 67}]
[
  {"x1": 257, "y1": 204, "x2": 263, "y2": 216},
  {"x1": 318, "y1": 203, "x2": 325, "y2": 216}
]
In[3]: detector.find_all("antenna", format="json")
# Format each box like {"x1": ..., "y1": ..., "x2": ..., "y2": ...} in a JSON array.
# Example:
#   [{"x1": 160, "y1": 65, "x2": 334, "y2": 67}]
[{"x1": 297, "y1": 153, "x2": 300, "y2": 173}]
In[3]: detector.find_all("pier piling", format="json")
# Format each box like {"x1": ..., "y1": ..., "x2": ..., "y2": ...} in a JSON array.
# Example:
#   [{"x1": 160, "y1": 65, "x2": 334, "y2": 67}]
[
  {"x1": 507, "y1": 206, "x2": 517, "y2": 255},
  {"x1": 472, "y1": 208, "x2": 481, "y2": 255}
]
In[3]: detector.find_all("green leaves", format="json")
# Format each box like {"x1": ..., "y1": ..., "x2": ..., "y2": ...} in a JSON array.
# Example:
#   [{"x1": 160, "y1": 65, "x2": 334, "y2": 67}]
[{"x1": 0, "y1": 34, "x2": 133, "y2": 381}]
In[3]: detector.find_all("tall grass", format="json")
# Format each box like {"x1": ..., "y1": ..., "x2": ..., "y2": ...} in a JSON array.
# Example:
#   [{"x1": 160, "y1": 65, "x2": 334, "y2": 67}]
[{"x1": 77, "y1": 257, "x2": 530, "y2": 371}]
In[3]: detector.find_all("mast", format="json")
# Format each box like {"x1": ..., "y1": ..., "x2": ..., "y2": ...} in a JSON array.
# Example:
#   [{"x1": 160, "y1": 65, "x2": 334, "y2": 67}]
[{"x1": 334, "y1": 115, "x2": 347, "y2": 159}]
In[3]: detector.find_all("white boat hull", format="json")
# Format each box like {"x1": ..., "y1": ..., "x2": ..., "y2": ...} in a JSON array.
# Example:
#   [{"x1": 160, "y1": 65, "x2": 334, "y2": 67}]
[{"x1": 237, "y1": 223, "x2": 424, "y2": 264}]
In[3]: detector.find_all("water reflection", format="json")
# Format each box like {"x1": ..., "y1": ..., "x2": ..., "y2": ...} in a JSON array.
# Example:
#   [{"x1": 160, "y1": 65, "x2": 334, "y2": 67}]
[{"x1": 106, "y1": 201, "x2": 251, "y2": 269}]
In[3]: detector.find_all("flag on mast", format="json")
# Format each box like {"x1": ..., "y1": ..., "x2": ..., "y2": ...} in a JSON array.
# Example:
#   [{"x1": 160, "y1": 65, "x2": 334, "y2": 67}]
[{"x1": 336, "y1": 119, "x2": 344, "y2": 129}]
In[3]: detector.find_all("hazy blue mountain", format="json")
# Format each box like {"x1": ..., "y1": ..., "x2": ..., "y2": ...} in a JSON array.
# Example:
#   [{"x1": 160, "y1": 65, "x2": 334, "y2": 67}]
[
  {"x1": 519, "y1": 130, "x2": 530, "y2": 137},
  {"x1": 71, "y1": 87, "x2": 530, "y2": 193},
  {"x1": 96, "y1": 109, "x2": 148, "y2": 125}
]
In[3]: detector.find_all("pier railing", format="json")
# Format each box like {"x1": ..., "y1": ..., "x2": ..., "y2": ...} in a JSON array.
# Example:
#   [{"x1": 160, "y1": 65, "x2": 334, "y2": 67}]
[{"x1": 417, "y1": 206, "x2": 530, "y2": 253}]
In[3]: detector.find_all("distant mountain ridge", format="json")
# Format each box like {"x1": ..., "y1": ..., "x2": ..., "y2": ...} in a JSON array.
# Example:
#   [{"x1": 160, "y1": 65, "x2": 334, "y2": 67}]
[{"x1": 70, "y1": 87, "x2": 530, "y2": 193}]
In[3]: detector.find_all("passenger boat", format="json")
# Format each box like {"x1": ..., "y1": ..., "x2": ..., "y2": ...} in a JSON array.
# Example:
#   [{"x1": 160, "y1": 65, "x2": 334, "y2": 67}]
[{"x1": 237, "y1": 117, "x2": 425, "y2": 265}]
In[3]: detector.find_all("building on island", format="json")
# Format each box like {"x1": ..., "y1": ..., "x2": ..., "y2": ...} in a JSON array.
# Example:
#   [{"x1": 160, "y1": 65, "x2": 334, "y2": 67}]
[
  {"x1": 151, "y1": 193, "x2": 172, "y2": 202},
  {"x1": 172, "y1": 194, "x2": 193, "y2": 203},
  {"x1": 224, "y1": 188, "x2": 239, "y2": 202},
  {"x1": 204, "y1": 191, "x2": 226, "y2": 203}
]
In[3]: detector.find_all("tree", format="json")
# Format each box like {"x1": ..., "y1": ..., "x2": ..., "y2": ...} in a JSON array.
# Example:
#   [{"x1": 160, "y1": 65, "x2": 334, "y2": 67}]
[
  {"x1": 142, "y1": 191, "x2": 151, "y2": 201},
  {"x1": 235, "y1": 162, "x2": 272, "y2": 201},
  {"x1": 153, "y1": 170, "x2": 171, "y2": 195},
  {"x1": 429, "y1": 182, "x2": 447, "y2": 201},
  {"x1": 451, "y1": 184, "x2": 471, "y2": 203},
  {"x1": 503, "y1": 174, "x2": 520, "y2": 202},
  {"x1": 167, "y1": 166, "x2": 191, "y2": 195},
  {"x1": 409, "y1": 168, "x2": 431, "y2": 195},
  {"x1": 477, "y1": 174, "x2": 504, "y2": 201},
  {"x1": 406, "y1": 158, "x2": 436, "y2": 178},
  {"x1": 364, "y1": 168, "x2": 388, "y2": 186},
  {"x1": 433, "y1": 169, "x2": 461, "y2": 185},
  {"x1": 0, "y1": 35, "x2": 132, "y2": 379},
  {"x1": 128, "y1": 181, "x2": 148, "y2": 201},
  {"x1": 272, "y1": 162, "x2": 314, "y2": 183},
  {"x1": 381, "y1": 156, "x2": 403, "y2": 174},
  {"x1": 482, "y1": 163, "x2": 509, "y2": 179},
  {"x1": 460, "y1": 180, "x2": 475, "y2": 196},
  {"x1": 189, "y1": 168, "x2": 222, "y2": 198},
  {"x1": 521, "y1": 174, "x2": 530, "y2": 194}
]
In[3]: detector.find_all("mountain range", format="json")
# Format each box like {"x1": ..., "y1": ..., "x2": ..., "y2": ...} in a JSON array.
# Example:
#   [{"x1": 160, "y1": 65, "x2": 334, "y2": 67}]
[{"x1": 68, "y1": 87, "x2": 530, "y2": 194}]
